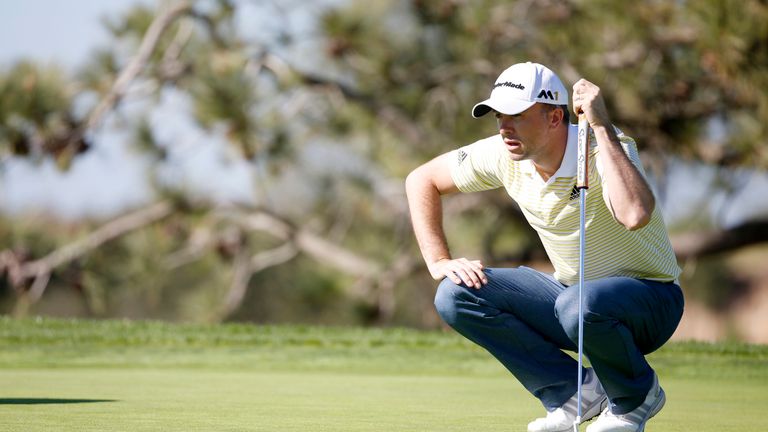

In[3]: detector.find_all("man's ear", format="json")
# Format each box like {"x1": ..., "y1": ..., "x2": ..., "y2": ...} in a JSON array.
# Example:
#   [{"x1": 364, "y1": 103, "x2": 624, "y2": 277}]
[{"x1": 550, "y1": 106, "x2": 565, "y2": 128}]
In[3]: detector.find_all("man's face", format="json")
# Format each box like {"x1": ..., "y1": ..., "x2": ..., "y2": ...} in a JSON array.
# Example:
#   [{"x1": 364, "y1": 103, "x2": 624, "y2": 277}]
[{"x1": 495, "y1": 104, "x2": 553, "y2": 161}]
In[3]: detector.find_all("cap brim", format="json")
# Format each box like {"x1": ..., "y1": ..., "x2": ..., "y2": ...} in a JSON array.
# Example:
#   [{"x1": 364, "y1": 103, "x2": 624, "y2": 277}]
[{"x1": 472, "y1": 98, "x2": 536, "y2": 118}]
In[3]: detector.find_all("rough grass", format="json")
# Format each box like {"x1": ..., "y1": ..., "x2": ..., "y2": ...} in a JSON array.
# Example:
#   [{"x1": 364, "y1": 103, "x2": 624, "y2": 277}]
[{"x1": 1, "y1": 317, "x2": 767, "y2": 431}]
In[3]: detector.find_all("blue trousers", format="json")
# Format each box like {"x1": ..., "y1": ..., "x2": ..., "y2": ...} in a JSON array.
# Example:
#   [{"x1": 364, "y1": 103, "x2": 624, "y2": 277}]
[{"x1": 434, "y1": 267, "x2": 684, "y2": 414}]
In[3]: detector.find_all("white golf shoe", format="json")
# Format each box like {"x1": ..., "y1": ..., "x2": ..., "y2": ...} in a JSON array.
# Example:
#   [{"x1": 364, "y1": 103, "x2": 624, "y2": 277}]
[
  {"x1": 585, "y1": 373, "x2": 665, "y2": 432},
  {"x1": 527, "y1": 368, "x2": 608, "y2": 432}
]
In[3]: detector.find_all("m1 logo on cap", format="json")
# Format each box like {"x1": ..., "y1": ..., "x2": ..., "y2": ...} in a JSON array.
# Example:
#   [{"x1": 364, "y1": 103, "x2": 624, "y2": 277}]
[{"x1": 537, "y1": 89, "x2": 559, "y2": 100}]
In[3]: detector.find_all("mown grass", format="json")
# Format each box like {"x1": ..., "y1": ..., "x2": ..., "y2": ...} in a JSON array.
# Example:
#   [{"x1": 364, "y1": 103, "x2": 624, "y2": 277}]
[
  {"x1": 1, "y1": 317, "x2": 767, "y2": 431},
  {"x1": 0, "y1": 317, "x2": 500, "y2": 375},
  {"x1": 2, "y1": 316, "x2": 766, "y2": 377}
]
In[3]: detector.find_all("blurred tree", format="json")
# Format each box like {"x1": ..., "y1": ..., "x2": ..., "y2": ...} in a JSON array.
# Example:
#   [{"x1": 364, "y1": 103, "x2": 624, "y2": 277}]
[
  {"x1": 1, "y1": 0, "x2": 768, "y2": 327},
  {"x1": 0, "y1": 62, "x2": 89, "y2": 168}
]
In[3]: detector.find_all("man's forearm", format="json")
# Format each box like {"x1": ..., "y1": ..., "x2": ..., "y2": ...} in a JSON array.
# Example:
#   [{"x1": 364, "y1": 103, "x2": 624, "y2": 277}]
[
  {"x1": 593, "y1": 125, "x2": 655, "y2": 230},
  {"x1": 405, "y1": 170, "x2": 452, "y2": 266},
  {"x1": 405, "y1": 156, "x2": 487, "y2": 287}
]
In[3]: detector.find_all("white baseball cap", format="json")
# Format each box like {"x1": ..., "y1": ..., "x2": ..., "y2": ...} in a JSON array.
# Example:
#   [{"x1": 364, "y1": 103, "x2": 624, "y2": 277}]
[{"x1": 472, "y1": 62, "x2": 568, "y2": 118}]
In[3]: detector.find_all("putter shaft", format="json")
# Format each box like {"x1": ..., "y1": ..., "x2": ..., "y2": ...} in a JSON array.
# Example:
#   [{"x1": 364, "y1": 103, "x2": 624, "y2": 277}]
[{"x1": 575, "y1": 113, "x2": 590, "y2": 430}]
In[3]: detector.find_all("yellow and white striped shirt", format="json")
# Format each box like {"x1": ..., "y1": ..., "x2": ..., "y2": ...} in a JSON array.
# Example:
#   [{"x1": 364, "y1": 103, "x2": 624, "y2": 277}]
[{"x1": 450, "y1": 124, "x2": 681, "y2": 286}]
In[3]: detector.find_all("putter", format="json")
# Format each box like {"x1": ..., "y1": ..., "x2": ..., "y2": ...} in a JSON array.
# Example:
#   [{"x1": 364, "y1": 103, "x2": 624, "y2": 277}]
[{"x1": 574, "y1": 112, "x2": 590, "y2": 432}]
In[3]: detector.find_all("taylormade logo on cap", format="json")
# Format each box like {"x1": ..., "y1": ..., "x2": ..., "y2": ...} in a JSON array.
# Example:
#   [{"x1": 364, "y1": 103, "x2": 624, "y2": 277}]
[
  {"x1": 472, "y1": 62, "x2": 568, "y2": 118},
  {"x1": 494, "y1": 82, "x2": 526, "y2": 90}
]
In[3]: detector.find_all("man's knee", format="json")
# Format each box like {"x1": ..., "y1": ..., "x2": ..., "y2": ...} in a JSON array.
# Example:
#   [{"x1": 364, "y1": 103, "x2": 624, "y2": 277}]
[
  {"x1": 554, "y1": 287, "x2": 580, "y2": 339},
  {"x1": 434, "y1": 278, "x2": 466, "y2": 327},
  {"x1": 555, "y1": 284, "x2": 616, "y2": 340}
]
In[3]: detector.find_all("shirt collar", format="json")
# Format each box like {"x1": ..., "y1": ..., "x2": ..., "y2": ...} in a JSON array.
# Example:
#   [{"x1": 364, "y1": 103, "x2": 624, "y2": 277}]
[
  {"x1": 520, "y1": 123, "x2": 578, "y2": 181},
  {"x1": 555, "y1": 123, "x2": 578, "y2": 178}
]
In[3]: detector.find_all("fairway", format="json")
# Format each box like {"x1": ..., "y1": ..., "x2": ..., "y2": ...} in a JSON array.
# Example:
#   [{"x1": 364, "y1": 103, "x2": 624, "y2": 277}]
[{"x1": 1, "y1": 318, "x2": 767, "y2": 431}]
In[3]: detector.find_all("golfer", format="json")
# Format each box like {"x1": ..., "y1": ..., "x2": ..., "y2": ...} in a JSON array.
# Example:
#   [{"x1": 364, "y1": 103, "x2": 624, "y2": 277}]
[{"x1": 405, "y1": 62, "x2": 684, "y2": 432}]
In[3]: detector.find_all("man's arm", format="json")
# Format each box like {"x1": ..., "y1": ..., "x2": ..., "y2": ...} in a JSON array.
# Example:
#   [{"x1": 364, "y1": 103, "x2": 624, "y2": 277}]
[
  {"x1": 405, "y1": 152, "x2": 488, "y2": 288},
  {"x1": 573, "y1": 79, "x2": 655, "y2": 231}
]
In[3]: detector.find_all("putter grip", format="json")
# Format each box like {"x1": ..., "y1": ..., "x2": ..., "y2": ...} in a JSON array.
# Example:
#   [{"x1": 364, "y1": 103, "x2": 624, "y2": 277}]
[{"x1": 577, "y1": 113, "x2": 590, "y2": 189}]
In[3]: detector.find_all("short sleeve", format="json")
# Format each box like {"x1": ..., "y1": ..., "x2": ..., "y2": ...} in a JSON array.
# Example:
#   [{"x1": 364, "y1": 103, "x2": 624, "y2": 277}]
[{"x1": 449, "y1": 135, "x2": 507, "y2": 193}]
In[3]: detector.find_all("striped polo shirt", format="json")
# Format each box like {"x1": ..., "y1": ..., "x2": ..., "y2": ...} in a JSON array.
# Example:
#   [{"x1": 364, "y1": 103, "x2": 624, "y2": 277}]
[{"x1": 450, "y1": 123, "x2": 681, "y2": 286}]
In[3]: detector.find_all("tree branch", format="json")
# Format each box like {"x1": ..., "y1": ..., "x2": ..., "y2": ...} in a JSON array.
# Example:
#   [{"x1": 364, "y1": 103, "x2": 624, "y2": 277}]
[
  {"x1": 671, "y1": 220, "x2": 768, "y2": 260},
  {"x1": 229, "y1": 209, "x2": 383, "y2": 278},
  {"x1": 85, "y1": 1, "x2": 194, "y2": 132},
  {"x1": 159, "y1": 15, "x2": 195, "y2": 81},
  {"x1": 57, "y1": 0, "x2": 194, "y2": 165},
  {"x1": 2, "y1": 201, "x2": 174, "y2": 301},
  {"x1": 217, "y1": 242, "x2": 299, "y2": 320}
]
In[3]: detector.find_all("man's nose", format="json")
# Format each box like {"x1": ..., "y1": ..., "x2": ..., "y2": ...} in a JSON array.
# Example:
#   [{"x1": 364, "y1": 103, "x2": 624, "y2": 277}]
[{"x1": 498, "y1": 116, "x2": 514, "y2": 131}]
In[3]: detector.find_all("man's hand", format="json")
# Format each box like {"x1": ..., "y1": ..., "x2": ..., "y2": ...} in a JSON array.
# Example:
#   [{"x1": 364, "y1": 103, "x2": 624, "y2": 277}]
[
  {"x1": 572, "y1": 79, "x2": 612, "y2": 129},
  {"x1": 428, "y1": 258, "x2": 488, "y2": 288}
]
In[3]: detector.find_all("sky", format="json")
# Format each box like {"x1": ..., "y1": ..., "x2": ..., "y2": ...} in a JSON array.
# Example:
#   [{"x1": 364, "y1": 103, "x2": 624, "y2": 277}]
[{"x1": 0, "y1": 0, "x2": 148, "y2": 67}]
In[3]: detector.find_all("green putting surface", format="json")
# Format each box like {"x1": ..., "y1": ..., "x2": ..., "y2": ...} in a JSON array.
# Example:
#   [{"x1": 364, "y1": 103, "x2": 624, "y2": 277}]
[{"x1": 1, "y1": 317, "x2": 766, "y2": 431}]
